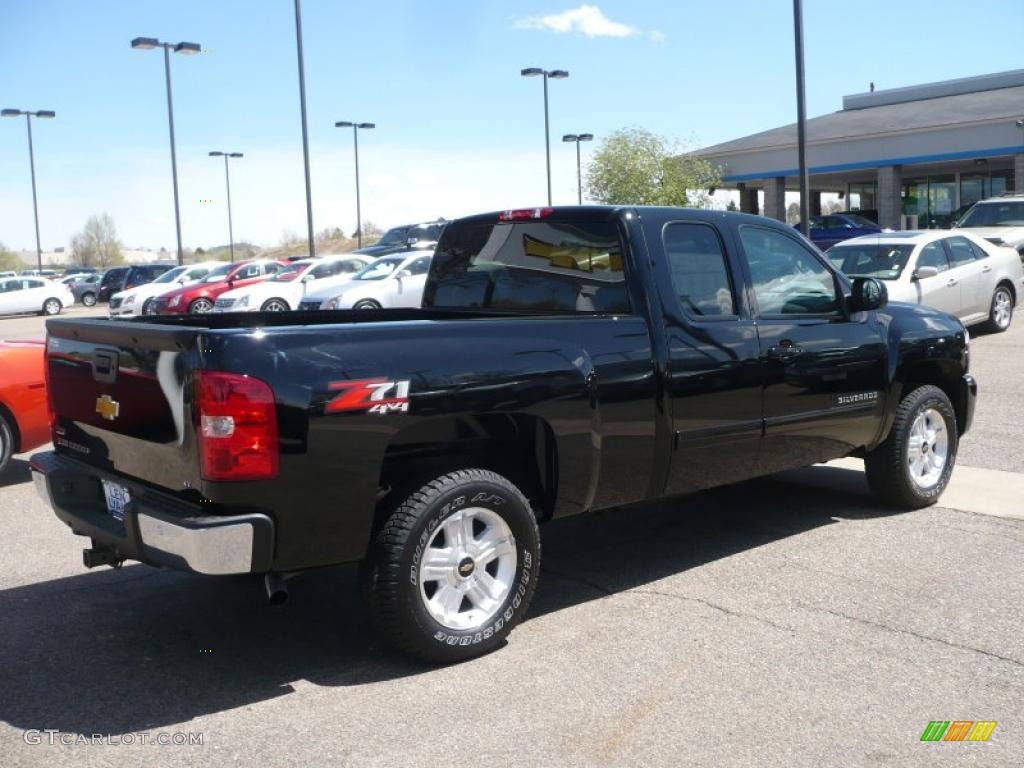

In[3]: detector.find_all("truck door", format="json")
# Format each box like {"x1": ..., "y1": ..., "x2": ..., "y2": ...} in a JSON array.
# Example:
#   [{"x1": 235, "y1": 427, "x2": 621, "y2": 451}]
[
  {"x1": 735, "y1": 224, "x2": 888, "y2": 474},
  {"x1": 655, "y1": 220, "x2": 764, "y2": 495}
]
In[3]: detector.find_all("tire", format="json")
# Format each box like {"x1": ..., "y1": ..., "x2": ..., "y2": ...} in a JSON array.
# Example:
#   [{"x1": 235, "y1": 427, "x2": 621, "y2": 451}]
[
  {"x1": 0, "y1": 414, "x2": 13, "y2": 475},
  {"x1": 81, "y1": 292, "x2": 97, "y2": 307},
  {"x1": 42, "y1": 298, "x2": 61, "y2": 316},
  {"x1": 865, "y1": 384, "x2": 958, "y2": 509},
  {"x1": 141, "y1": 298, "x2": 155, "y2": 316},
  {"x1": 362, "y1": 469, "x2": 540, "y2": 663},
  {"x1": 189, "y1": 298, "x2": 214, "y2": 314},
  {"x1": 354, "y1": 299, "x2": 382, "y2": 310},
  {"x1": 984, "y1": 284, "x2": 1013, "y2": 333},
  {"x1": 261, "y1": 298, "x2": 290, "y2": 312}
]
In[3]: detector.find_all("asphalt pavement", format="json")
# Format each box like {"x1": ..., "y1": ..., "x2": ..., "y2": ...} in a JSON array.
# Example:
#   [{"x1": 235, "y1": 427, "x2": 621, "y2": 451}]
[{"x1": 1, "y1": 306, "x2": 1022, "y2": 766}]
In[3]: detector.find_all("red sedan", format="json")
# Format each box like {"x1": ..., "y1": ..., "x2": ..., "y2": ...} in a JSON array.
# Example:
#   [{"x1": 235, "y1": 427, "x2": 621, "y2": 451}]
[
  {"x1": 151, "y1": 259, "x2": 285, "y2": 315},
  {"x1": 0, "y1": 340, "x2": 49, "y2": 474}
]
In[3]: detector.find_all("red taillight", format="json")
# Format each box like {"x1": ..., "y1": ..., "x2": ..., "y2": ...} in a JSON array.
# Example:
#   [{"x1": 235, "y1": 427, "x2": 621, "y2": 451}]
[
  {"x1": 195, "y1": 371, "x2": 278, "y2": 482},
  {"x1": 498, "y1": 207, "x2": 553, "y2": 221}
]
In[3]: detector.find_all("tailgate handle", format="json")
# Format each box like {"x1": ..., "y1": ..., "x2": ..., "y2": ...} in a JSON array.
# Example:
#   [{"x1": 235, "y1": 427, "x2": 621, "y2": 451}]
[{"x1": 92, "y1": 349, "x2": 119, "y2": 383}]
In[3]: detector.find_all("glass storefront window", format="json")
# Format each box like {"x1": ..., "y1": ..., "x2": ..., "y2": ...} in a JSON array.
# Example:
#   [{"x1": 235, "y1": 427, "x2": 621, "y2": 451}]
[
  {"x1": 848, "y1": 181, "x2": 876, "y2": 212},
  {"x1": 902, "y1": 175, "x2": 956, "y2": 229}
]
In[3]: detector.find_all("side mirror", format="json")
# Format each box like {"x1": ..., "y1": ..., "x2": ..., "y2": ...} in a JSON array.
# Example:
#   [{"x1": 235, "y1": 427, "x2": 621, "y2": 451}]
[
  {"x1": 301, "y1": 274, "x2": 314, "y2": 283},
  {"x1": 406, "y1": 237, "x2": 418, "y2": 248},
  {"x1": 913, "y1": 266, "x2": 939, "y2": 280},
  {"x1": 394, "y1": 269, "x2": 412, "y2": 280},
  {"x1": 849, "y1": 277, "x2": 888, "y2": 312}
]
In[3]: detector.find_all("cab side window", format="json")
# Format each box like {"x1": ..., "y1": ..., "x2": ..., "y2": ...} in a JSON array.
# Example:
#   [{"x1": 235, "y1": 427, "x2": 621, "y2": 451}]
[
  {"x1": 916, "y1": 242, "x2": 950, "y2": 273},
  {"x1": 662, "y1": 223, "x2": 736, "y2": 317},
  {"x1": 739, "y1": 226, "x2": 839, "y2": 316}
]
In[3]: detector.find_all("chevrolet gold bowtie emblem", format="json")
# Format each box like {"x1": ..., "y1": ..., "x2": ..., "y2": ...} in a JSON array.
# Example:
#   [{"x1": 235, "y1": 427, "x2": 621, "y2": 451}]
[{"x1": 95, "y1": 394, "x2": 120, "y2": 421}]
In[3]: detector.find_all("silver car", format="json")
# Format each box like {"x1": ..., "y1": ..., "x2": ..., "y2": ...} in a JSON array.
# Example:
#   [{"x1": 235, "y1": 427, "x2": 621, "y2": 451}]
[{"x1": 826, "y1": 230, "x2": 1024, "y2": 332}]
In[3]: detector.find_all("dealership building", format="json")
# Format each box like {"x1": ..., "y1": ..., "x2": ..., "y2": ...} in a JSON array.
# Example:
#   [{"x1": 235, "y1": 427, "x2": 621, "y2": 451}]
[{"x1": 697, "y1": 69, "x2": 1024, "y2": 229}]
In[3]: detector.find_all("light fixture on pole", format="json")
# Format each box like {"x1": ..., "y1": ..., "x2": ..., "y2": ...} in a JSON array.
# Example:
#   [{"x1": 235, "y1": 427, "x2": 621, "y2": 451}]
[
  {"x1": 208, "y1": 152, "x2": 244, "y2": 262},
  {"x1": 334, "y1": 121, "x2": 375, "y2": 248},
  {"x1": 521, "y1": 67, "x2": 569, "y2": 206},
  {"x1": 2, "y1": 108, "x2": 55, "y2": 272},
  {"x1": 131, "y1": 36, "x2": 201, "y2": 265},
  {"x1": 562, "y1": 133, "x2": 593, "y2": 205}
]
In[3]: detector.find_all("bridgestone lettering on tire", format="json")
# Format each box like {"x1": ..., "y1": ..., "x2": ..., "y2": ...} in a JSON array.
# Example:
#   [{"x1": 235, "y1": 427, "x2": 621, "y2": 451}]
[
  {"x1": 865, "y1": 384, "x2": 958, "y2": 509},
  {"x1": 362, "y1": 468, "x2": 540, "y2": 663}
]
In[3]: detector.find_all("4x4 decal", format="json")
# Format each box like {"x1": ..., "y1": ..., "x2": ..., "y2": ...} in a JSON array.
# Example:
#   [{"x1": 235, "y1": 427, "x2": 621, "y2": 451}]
[{"x1": 326, "y1": 378, "x2": 411, "y2": 415}]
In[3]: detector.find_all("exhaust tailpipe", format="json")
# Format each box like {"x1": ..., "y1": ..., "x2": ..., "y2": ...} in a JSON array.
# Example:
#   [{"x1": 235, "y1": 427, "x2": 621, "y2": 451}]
[{"x1": 264, "y1": 572, "x2": 289, "y2": 606}]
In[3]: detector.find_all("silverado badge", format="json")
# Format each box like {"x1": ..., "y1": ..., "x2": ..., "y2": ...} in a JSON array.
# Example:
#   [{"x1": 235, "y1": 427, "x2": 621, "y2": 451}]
[{"x1": 95, "y1": 394, "x2": 120, "y2": 421}]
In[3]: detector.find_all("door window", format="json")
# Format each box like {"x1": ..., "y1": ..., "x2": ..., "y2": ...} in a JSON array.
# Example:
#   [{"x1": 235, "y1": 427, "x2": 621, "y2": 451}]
[
  {"x1": 407, "y1": 256, "x2": 432, "y2": 275},
  {"x1": 945, "y1": 236, "x2": 978, "y2": 267},
  {"x1": 916, "y1": 242, "x2": 950, "y2": 273},
  {"x1": 26, "y1": 280, "x2": 44, "y2": 289},
  {"x1": 662, "y1": 223, "x2": 735, "y2": 317},
  {"x1": 739, "y1": 226, "x2": 840, "y2": 316}
]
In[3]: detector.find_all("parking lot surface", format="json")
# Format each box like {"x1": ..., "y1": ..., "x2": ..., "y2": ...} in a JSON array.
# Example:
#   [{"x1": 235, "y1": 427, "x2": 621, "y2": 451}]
[{"x1": 2, "y1": 308, "x2": 1022, "y2": 766}]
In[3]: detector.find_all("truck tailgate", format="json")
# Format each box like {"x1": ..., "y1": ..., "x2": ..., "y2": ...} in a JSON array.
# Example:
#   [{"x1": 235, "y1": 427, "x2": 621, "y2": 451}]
[{"x1": 46, "y1": 319, "x2": 202, "y2": 492}]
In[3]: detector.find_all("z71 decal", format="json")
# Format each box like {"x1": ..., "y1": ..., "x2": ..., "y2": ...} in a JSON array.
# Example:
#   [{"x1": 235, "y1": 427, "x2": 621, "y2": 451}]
[{"x1": 326, "y1": 378, "x2": 412, "y2": 415}]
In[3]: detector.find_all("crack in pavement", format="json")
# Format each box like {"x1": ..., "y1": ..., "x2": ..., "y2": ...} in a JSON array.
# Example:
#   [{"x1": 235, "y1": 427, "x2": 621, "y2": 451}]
[{"x1": 796, "y1": 602, "x2": 1024, "y2": 668}]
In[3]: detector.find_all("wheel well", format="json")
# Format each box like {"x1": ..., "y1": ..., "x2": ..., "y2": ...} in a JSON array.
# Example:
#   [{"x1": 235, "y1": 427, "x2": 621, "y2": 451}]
[
  {"x1": 901, "y1": 362, "x2": 967, "y2": 434},
  {"x1": 996, "y1": 278, "x2": 1016, "y2": 304},
  {"x1": 376, "y1": 413, "x2": 557, "y2": 524},
  {"x1": 0, "y1": 401, "x2": 21, "y2": 453}
]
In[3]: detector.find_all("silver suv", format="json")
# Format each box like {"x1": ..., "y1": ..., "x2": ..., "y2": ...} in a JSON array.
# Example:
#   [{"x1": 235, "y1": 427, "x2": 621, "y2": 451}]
[{"x1": 954, "y1": 194, "x2": 1024, "y2": 261}]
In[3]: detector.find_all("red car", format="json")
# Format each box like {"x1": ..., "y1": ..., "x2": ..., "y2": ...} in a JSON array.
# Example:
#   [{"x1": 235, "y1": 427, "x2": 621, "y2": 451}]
[
  {"x1": 0, "y1": 340, "x2": 49, "y2": 474},
  {"x1": 151, "y1": 259, "x2": 285, "y2": 315}
]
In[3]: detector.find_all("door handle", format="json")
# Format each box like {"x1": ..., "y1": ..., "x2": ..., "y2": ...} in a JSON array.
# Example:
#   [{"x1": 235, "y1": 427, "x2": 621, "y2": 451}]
[
  {"x1": 981, "y1": 265, "x2": 992, "y2": 273},
  {"x1": 766, "y1": 342, "x2": 804, "y2": 362},
  {"x1": 946, "y1": 278, "x2": 958, "y2": 287}
]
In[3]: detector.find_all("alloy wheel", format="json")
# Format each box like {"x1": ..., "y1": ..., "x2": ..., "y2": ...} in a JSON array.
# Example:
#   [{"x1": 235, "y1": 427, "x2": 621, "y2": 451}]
[{"x1": 906, "y1": 407, "x2": 948, "y2": 490}]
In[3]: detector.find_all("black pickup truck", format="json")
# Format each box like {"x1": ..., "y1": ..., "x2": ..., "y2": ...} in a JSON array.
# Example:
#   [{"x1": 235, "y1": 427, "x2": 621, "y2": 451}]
[{"x1": 31, "y1": 206, "x2": 976, "y2": 662}]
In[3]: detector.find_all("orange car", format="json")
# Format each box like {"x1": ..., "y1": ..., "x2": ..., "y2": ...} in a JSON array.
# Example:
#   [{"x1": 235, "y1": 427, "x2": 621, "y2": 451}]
[{"x1": 0, "y1": 340, "x2": 49, "y2": 474}]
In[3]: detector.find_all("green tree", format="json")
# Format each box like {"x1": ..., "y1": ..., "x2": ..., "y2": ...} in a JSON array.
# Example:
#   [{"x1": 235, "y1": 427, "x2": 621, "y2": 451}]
[
  {"x1": 0, "y1": 242, "x2": 24, "y2": 273},
  {"x1": 71, "y1": 214, "x2": 123, "y2": 267},
  {"x1": 585, "y1": 127, "x2": 720, "y2": 207}
]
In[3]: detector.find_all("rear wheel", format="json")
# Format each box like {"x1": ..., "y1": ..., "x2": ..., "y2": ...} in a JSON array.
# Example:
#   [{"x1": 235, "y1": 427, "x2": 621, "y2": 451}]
[
  {"x1": 865, "y1": 384, "x2": 957, "y2": 509},
  {"x1": 362, "y1": 468, "x2": 540, "y2": 663},
  {"x1": 984, "y1": 284, "x2": 1013, "y2": 333},
  {"x1": 0, "y1": 414, "x2": 13, "y2": 475},
  {"x1": 353, "y1": 299, "x2": 382, "y2": 310},
  {"x1": 189, "y1": 298, "x2": 214, "y2": 314},
  {"x1": 81, "y1": 292, "x2": 96, "y2": 307},
  {"x1": 261, "y1": 298, "x2": 289, "y2": 312},
  {"x1": 42, "y1": 298, "x2": 61, "y2": 316}
]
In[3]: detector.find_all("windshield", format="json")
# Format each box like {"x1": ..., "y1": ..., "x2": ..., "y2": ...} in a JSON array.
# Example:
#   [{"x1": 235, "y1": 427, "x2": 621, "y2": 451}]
[
  {"x1": 271, "y1": 261, "x2": 310, "y2": 282},
  {"x1": 958, "y1": 201, "x2": 1024, "y2": 228},
  {"x1": 825, "y1": 243, "x2": 915, "y2": 280},
  {"x1": 353, "y1": 257, "x2": 403, "y2": 280},
  {"x1": 203, "y1": 263, "x2": 235, "y2": 282},
  {"x1": 376, "y1": 227, "x2": 410, "y2": 246},
  {"x1": 153, "y1": 266, "x2": 186, "y2": 284},
  {"x1": 844, "y1": 214, "x2": 877, "y2": 228}
]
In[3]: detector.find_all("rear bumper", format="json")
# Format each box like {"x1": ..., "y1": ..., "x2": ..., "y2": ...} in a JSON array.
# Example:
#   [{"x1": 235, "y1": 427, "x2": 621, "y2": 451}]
[
  {"x1": 958, "y1": 373, "x2": 977, "y2": 436},
  {"x1": 30, "y1": 451, "x2": 274, "y2": 575}
]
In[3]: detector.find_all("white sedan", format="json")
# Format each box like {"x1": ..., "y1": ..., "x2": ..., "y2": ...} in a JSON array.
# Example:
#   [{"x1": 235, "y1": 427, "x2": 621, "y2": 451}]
[
  {"x1": 308, "y1": 252, "x2": 433, "y2": 311},
  {"x1": 212, "y1": 255, "x2": 371, "y2": 312},
  {"x1": 0, "y1": 277, "x2": 75, "y2": 317},
  {"x1": 108, "y1": 261, "x2": 221, "y2": 318},
  {"x1": 827, "y1": 230, "x2": 1024, "y2": 331}
]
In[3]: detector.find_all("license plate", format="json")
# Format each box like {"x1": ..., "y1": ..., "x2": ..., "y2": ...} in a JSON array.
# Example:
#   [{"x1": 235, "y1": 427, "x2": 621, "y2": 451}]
[{"x1": 102, "y1": 480, "x2": 131, "y2": 520}]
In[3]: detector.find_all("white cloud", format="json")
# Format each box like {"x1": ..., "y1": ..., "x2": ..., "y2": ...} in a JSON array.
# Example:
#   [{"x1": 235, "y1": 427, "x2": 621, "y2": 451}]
[
  {"x1": 514, "y1": 5, "x2": 639, "y2": 39},
  {"x1": 649, "y1": 30, "x2": 666, "y2": 43}
]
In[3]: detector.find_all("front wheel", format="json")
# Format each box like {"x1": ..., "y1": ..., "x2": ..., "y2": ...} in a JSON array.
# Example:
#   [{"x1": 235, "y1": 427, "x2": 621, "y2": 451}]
[
  {"x1": 865, "y1": 384, "x2": 958, "y2": 509},
  {"x1": 984, "y1": 285, "x2": 1013, "y2": 333},
  {"x1": 362, "y1": 469, "x2": 540, "y2": 663},
  {"x1": 0, "y1": 414, "x2": 13, "y2": 475},
  {"x1": 81, "y1": 292, "x2": 97, "y2": 307},
  {"x1": 353, "y1": 299, "x2": 382, "y2": 310},
  {"x1": 141, "y1": 298, "x2": 156, "y2": 316},
  {"x1": 261, "y1": 298, "x2": 290, "y2": 312},
  {"x1": 189, "y1": 298, "x2": 214, "y2": 314},
  {"x1": 42, "y1": 298, "x2": 62, "y2": 316}
]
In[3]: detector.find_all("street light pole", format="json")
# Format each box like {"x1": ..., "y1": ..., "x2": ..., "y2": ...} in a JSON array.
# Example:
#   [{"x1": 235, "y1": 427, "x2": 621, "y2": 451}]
[
  {"x1": 562, "y1": 133, "x2": 593, "y2": 205},
  {"x1": 334, "y1": 121, "x2": 375, "y2": 248},
  {"x1": 209, "y1": 152, "x2": 243, "y2": 261},
  {"x1": 2, "y1": 108, "x2": 55, "y2": 272},
  {"x1": 131, "y1": 37, "x2": 201, "y2": 265},
  {"x1": 293, "y1": 0, "x2": 316, "y2": 258},
  {"x1": 792, "y1": 0, "x2": 810, "y2": 236},
  {"x1": 521, "y1": 68, "x2": 569, "y2": 205}
]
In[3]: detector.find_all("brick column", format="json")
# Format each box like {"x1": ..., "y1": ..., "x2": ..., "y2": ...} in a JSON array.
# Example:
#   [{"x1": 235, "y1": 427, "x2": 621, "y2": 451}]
[
  {"x1": 737, "y1": 183, "x2": 758, "y2": 214},
  {"x1": 877, "y1": 165, "x2": 902, "y2": 230},
  {"x1": 763, "y1": 177, "x2": 786, "y2": 222},
  {"x1": 1015, "y1": 154, "x2": 1024, "y2": 194},
  {"x1": 809, "y1": 190, "x2": 822, "y2": 217}
]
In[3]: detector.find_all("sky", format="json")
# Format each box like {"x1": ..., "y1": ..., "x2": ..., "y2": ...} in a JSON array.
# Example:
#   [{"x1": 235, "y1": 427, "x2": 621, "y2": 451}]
[{"x1": 2, "y1": 0, "x2": 1023, "y2": 252}]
